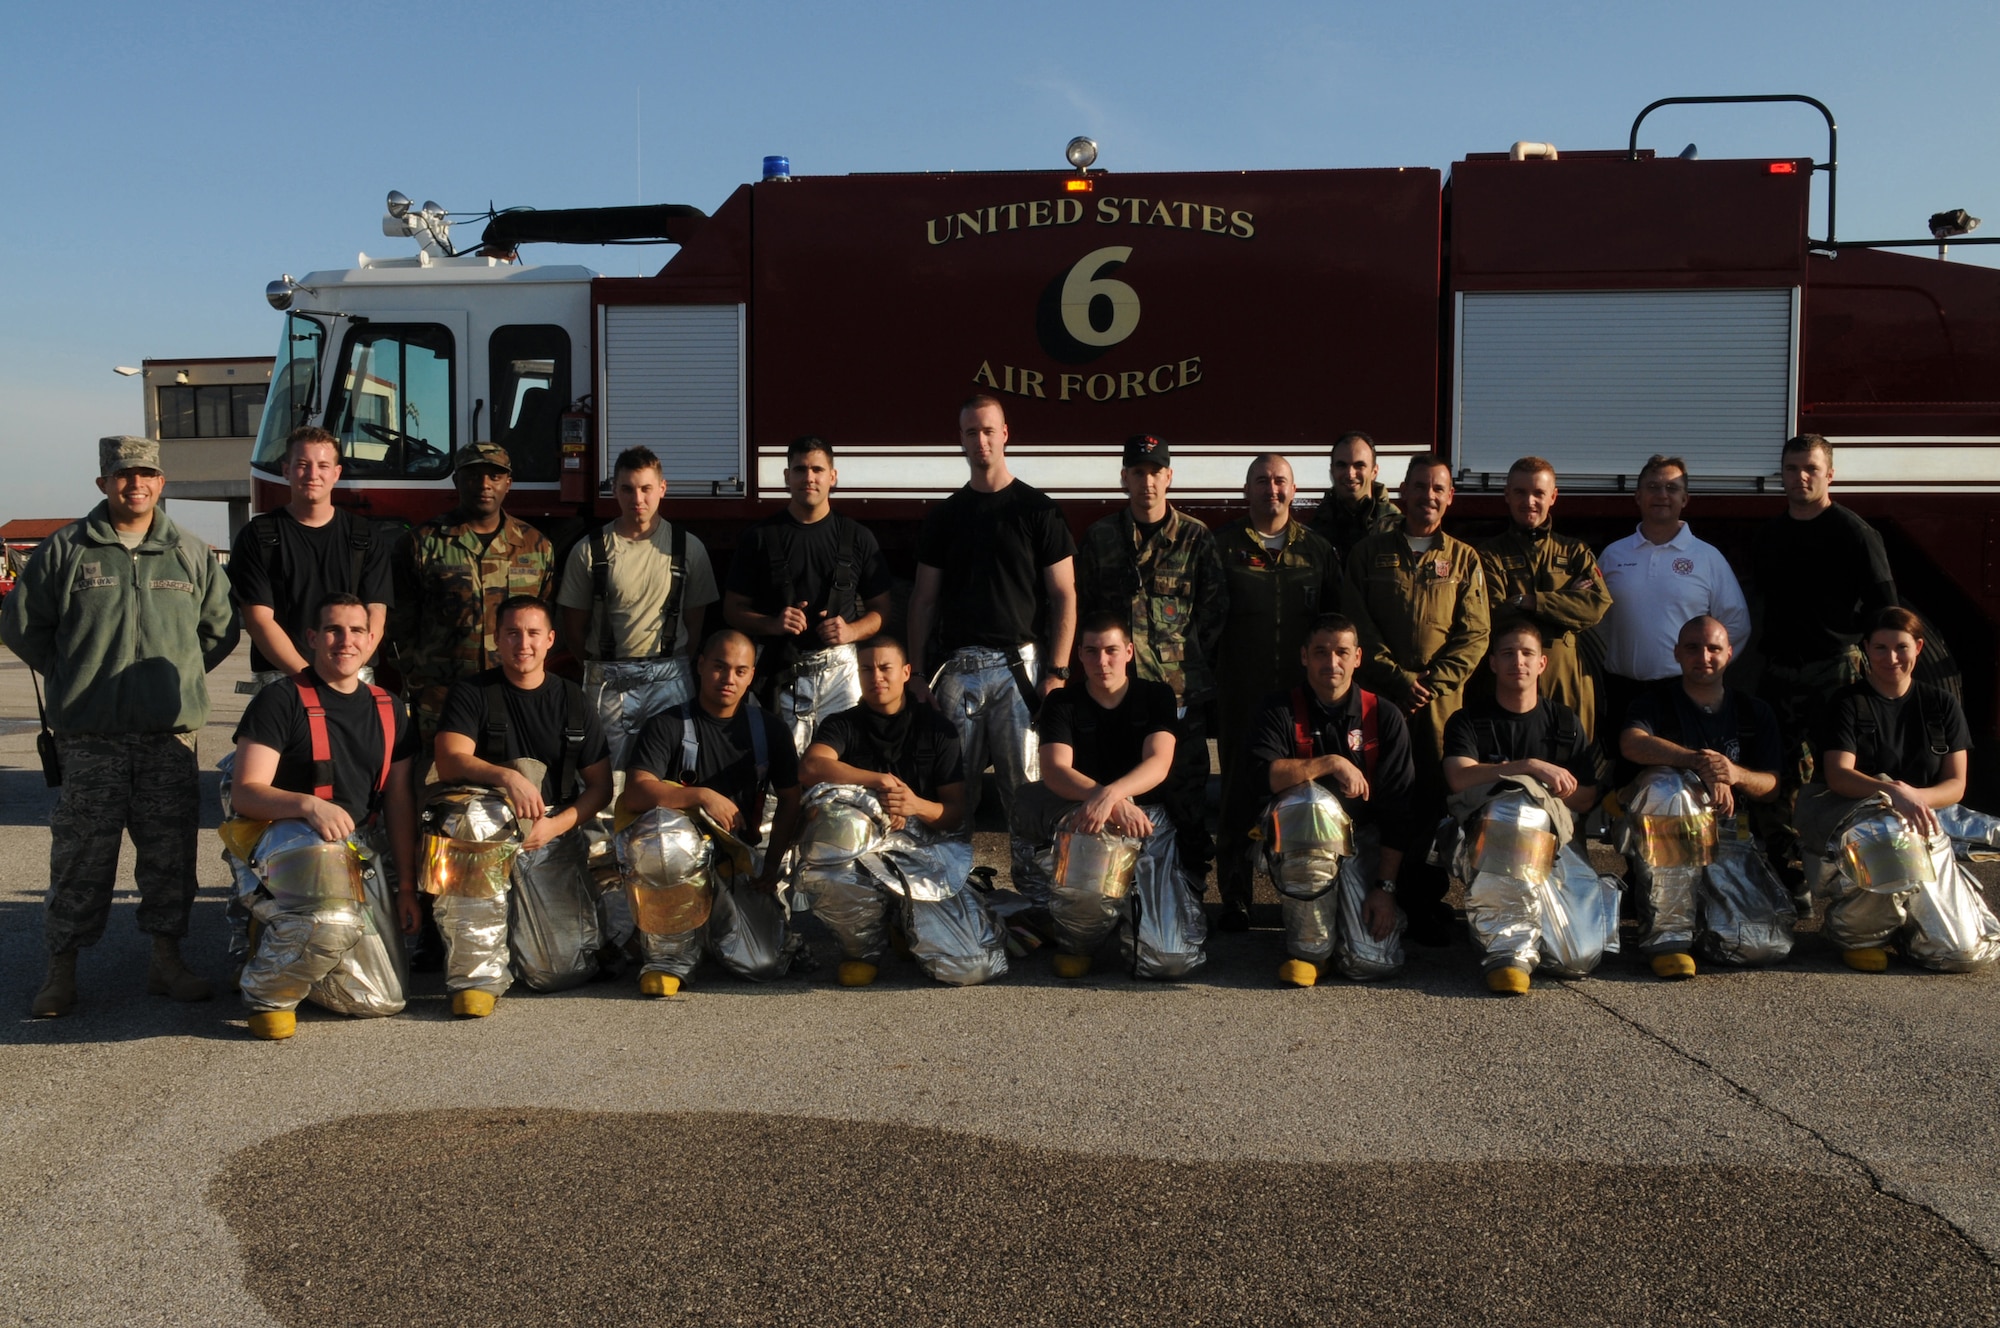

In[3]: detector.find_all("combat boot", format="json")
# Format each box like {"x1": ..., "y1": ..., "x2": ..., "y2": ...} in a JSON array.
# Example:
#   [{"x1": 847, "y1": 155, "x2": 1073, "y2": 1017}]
[
  {"x1": 30, "y1": 951, "x2": 78, "y2": 1018},
  {"x1": 147, "y1": 936, "x2": 214, "y2": 1002}
]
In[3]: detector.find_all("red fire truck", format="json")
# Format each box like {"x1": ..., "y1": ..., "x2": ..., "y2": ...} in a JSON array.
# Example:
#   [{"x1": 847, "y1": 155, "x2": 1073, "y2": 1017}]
[{"x1": 252, "y1": 95, "x2": 2000, "y2": 755}]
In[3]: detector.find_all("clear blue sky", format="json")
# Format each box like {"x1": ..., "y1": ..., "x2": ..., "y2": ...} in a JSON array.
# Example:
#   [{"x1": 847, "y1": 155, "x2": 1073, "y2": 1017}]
[{"x1": 3, "y1": 0, "x2": 1994, "y2": 544}]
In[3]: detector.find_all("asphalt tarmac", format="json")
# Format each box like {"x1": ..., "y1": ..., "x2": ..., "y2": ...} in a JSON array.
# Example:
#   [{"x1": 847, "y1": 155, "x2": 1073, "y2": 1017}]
[{"x1": 3, "y1": 646, "x2": 1998, "y2": 1326}]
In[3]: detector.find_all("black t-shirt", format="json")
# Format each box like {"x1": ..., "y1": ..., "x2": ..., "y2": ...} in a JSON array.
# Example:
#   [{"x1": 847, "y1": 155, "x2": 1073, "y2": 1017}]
[
  {"x1": 1035, "y1": 679, "x2": 1178, "y2": 786},
  {"x1": 1619, "y1": 682, "x2": 1781, "y2": 785},
  {"x1": 916, "y1": 481, "x2": 1076, "y2": 650},
  {"x1": 1247, "y1": 686, "x2": 1416, "y2": 842},
  {"x1": 233, "y1": 672, "x2": 417, "y2": 820},
  {"x1": 626, "y1": 703, "x2": 801, "y2": 845},
  {"x1": 1751, "y1": 505, "x2": 1897, "y2": 666},
  {"x1": 1817, "y1": 680, "x2": 1971, "y2": 788},
  {"x1": 728, "y1": 511, "x2": 893, "y2": 673},
  {"x1": 809, "y1": 703, "x2": 966, "y2": 800},
  {"x1": 1443, "y1": 695, "x2": 1603, "y2": 788},
  {"x1": 228, "y1": 509, "x2": 395, "y2": 672},
  {"x1": 436, "y1": 669, "x2": 611, "y2": 805}
]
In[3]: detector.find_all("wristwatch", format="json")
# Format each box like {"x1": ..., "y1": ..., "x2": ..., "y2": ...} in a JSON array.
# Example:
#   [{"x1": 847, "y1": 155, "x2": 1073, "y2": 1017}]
[
  {"x1": 1374, "y1": 879, "x2": 1398, "y2": 896},
  {"x1": 1049, "y1": 664, "x2": 1072, "y2": 680}
]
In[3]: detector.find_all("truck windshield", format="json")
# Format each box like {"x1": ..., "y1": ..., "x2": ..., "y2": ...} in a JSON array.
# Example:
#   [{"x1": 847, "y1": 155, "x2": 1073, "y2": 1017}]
[
  {"x1": 321, "y1": 323, "x2": 456, "y2": 479},
  {"x1": 250, "y1": 313, "x2": 324, "y2": 472}
]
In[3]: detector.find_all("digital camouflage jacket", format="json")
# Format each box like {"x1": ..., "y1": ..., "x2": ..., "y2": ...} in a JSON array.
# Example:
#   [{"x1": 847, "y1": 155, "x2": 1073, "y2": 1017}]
[
  {"x1": 1075, "y1": 506, "x2": 1229, "y2": 706},
  {"x1": 389, "y1": 511, "x2": 554, "y2": 727}
]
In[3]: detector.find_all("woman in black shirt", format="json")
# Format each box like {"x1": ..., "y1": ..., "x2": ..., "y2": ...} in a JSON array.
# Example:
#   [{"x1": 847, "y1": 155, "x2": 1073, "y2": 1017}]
[
  {"x1": 1818, "y1": 608, "x2": 1972, "y2": 841},
  {"x1": 1810, "y1": 607, "x2": 1999, "y2": 974}
]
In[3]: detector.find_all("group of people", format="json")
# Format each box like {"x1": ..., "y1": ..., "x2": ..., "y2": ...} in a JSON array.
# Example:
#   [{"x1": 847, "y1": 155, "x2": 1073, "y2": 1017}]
[{"x1": 7, "y1": 402, "x2": 1997, "y2": 1035}]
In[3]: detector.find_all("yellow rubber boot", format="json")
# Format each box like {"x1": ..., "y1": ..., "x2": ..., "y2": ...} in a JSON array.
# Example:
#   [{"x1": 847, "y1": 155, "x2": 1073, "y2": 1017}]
[
  {"x1": 1051, "y1": 952, "x2": 1092, "y2": 979},
  {"x1": 1842, "y1": 947, "x2": 1890, "y2": 973},
  {"x1": 452, "y1": 990, "x2": 497, "y2": 1017},
  {"x1": 1650, "y1": 953, "x2": 1698, "y2": 980},
  {"x1": 1486, "y1": 966, "x2": 1531, "y2": 996},
  {"x1": 247, "y1": 1010, "x2": 296, "y2": 1040},
  {"x1": 638, "y1": 972, "x2": 681, "y2": 997},
  {"x1": 837, "y1": 961, "x2": 878, "y2": 987},
  {"x1": 1277, "y1": 958, "x2": 1318, "y2": 988}
]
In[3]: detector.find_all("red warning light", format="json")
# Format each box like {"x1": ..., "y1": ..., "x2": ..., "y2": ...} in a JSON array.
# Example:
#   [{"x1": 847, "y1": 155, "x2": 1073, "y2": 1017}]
[
  {"x1": 1065, "y1": 178, "x2": 1092, "y2": 192},
  {"x1": 1768, "y1": 162, "x2": 1798, "y2": 175}
]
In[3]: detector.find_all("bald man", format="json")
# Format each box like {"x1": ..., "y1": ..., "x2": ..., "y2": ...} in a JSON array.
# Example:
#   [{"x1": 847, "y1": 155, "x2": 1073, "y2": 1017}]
[{"x1": 1211, "y1": 454, "x2": 1342, "y2": 928}]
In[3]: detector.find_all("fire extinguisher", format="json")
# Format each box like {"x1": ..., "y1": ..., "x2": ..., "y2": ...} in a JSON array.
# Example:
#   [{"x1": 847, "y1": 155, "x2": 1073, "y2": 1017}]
[{"x1": 559, "y1": 398, "x2": 593, "y2": 504}]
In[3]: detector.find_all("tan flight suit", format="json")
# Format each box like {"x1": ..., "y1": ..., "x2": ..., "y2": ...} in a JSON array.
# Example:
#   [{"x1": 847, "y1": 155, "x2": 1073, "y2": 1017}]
[
  {"x1": 1344, "y1": 529, "x2": 1491, "y2": 763},
  {"x1": 1343, "y1": 528, "x2": 1490, "y2": 935},
  {"x1": 1474, "y1": 523, "x2": 1613, "y2": 742}
]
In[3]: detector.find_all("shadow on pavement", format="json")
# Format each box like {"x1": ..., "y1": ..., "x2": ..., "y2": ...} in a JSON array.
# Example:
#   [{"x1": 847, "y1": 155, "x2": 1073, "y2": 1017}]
[{"x1": 212, "y1": 1107, "x2": 2000, "y2": 1328}]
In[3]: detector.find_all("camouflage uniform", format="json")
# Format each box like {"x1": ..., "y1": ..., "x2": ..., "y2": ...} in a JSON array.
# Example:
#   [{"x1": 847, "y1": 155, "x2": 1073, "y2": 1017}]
[
  {"x1": 0, "y1": 490, "x2": 238, "y2": 957},
  {"x1": 1342, "y1": 528, "x2": 1490, "y2": 935},
  {"x1": 1212, "y1": 519, "x2": 1342, "y2": 906},
  {"x1": 388, "y1": 511, "x2": 554, "y2": 743},
  {"x1": 1076, "y1": 506, "x2": 1230, "y2": 873},
  {"x1": 1474, "y1": 523, "x2": 1613, "y2": 742},
  {"x1": 1309, "y1": 482, "x2": 1403, "y2": 562}
]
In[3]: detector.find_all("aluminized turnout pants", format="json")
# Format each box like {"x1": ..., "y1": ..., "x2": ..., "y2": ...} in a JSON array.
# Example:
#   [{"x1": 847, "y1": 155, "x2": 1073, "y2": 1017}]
[
  {"x1": 774, "y1": 644, "x2": 861, "y2": 756},
  {"x1": 1620, "y1": 768, "x2": 1715, "y2": 958},
  {"x1": 867, "y1": 830, "x2": 1010, "y2": 986},
  {"x1": 1260, "y1": 782, "x2": 1405, "y2": 981},
  {"x1": 932, "y1": 645, "x2": 1041, "y2": 894},
  {"x1": 509, "y1": 831, "x2": 603, "y2": 991},
  {"x1": 1456, "y1": 790, "x2": 1619, "y2": 978},
  {"x1": 239, "y1": 822, "x2": 407, "y2": 1018},
  {"x1": 585, "y1": 657, "x2": 695, "y2": 863},
  {"x1": 1823, "y1": 803, "x2": 2000, "y2": 972},
  {"x1": 1276, "y1": 825, "x2": 1405, "y2": 981}
]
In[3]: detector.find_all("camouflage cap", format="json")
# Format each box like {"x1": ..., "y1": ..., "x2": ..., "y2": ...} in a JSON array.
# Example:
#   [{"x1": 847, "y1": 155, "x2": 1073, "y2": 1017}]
[
  {"x1": 455, "y1": 441, "x2": 512, "y2": 473},
  {"x1": 99, "y1": 435, "x2": 161, "y2": 477}
]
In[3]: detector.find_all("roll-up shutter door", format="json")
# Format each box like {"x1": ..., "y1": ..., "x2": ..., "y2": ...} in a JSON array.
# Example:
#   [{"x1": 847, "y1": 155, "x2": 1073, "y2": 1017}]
[
  {"x1": 599, "y1": 304, "x2": 745, "y2": 491},
  {"x1": 1454, "y1": 288, "x2": 1797, "y2": 482}
]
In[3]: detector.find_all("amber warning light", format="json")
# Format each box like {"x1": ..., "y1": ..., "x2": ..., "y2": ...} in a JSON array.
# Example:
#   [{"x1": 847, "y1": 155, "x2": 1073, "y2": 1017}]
[
  {"x1": 1065, "y1": 178, "x2": 1093, "y2": 192},
  {"x1": 1768, "y1": 162, "x2": 1798, "y2": 174}
]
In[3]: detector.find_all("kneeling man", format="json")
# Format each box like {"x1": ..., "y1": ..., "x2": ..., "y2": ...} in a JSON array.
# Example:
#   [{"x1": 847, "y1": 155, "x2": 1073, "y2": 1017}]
[
  {"x1": 1012, "y1": 612, "x2": 1207, "y2": 980},
  {"x1": 1249, "y1": 614, "x2": 1415, "y2": 987},
  {"x1": 430, "y1": 595, "x2": 614, "y2": 1015},
  {"x1": 230, "y1": 593, "x2": 419, "y2": 1039},
  {"x1": 1617, "y1": 615, "x2": 1794, "y2": 979},
  {"x1": 799, "y1": 636, "x2": 1006, "y2": 986},
  {"x1": 618, "y1": 630, "x2": 803, "y2": 994},
  {"x1": 1442, "y1": 622, "x2": 1611, "y2": 995}
]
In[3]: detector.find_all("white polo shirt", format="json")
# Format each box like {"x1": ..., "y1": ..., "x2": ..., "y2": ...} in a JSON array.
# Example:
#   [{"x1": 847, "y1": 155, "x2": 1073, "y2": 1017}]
[{"x1": 1597, "y1": 522, "x2": 1751, "y2": 681}]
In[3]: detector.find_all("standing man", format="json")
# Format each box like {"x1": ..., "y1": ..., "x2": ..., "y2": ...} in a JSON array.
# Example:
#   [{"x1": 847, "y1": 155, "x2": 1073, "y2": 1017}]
[
  {"x1": 6, "y1": 437, "x2": 239, "y2": 1017},
  {"x1": 1751, "y1": 434, "x2": 1898, "y2": 902},
  {"x1": 1596, "y1": 455, "x2": 1752, "y2": 741},
  {"x1": 1212, "y1": 454, "x2": 1341, "y2": 929},
  {"x1": 1309, "y1": 431, "x2": 1403, "y2": 561},
  {"x1": 388, "y1": 442, "x2": 555, "y2": 748},
  {"x1": 907, "y1": 395, "x2": 1077, "y2": 894},
  {"x1": 557, "y1": 445, "x2": 720, "y2": 767},
  {"x1": 1343, "y1": 454, "x2": 1491, "y2": 943},
  {"x1": 228, "y1": 426, "x2": 392, "y2": 690},
  {"x1": 1475, "y1": 457, "x2": 1613, "y2": 740},
  {"x1": 1074, "y1": 433, "x2": 1228, "y2": 882},
  {"x1": 723, "y1": 436, "x2": 892, "y2": 755}
]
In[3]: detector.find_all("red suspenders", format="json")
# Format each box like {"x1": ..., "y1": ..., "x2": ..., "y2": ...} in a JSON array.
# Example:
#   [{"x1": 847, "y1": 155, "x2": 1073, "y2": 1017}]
[
  {"x1": 293, "y1": 673, "x2": 397, "y2": 803},
  {"x1": 1291, "y1": 686, "x2": 1380, "y2": 779}
]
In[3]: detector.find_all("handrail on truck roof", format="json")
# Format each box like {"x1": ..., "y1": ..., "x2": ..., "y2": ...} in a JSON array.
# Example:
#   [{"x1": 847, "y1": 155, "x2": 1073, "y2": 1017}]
[{"x1": 1627, "y1": 94, "x2": 1838, "y2": 246}]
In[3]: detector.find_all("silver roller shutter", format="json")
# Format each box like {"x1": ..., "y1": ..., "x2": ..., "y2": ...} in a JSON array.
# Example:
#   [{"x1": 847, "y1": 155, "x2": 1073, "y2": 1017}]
[
  {"x1": 599, "y1": 304, "x2": 745, "y2": 492},
  {"x1": 1454, "y1": 288, "x2": 1798, "y2": 482}
]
